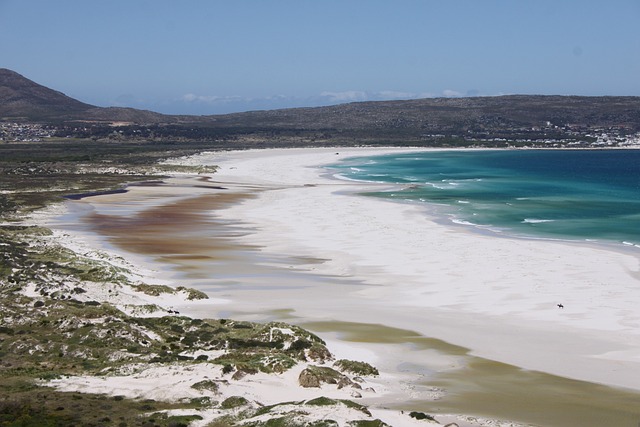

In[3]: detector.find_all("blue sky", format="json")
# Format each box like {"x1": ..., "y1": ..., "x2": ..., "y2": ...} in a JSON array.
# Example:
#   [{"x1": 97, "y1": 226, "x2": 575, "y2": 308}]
[{"x1": 1, "y1": 1, "x2": 639, "y2": 114}]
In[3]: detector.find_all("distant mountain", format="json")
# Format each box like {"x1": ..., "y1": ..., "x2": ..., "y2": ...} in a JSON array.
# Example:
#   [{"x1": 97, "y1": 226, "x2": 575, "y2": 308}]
[
  {"x1": 210, "y1": 95, "x2": 640, "y2": 132},
  {"x1": 0, "y1": 69, "x2": 173, "y2": 123},
  {"x1": 1, "y1": 68, "x2": 639, "y2": 142},
  {"x1": 0, "y1": 68, "x2": 94, "y2": 120}
]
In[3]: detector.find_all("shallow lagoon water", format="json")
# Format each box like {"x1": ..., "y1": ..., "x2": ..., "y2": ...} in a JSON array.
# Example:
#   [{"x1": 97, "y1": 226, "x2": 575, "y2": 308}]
[{"x1": 303, "y1": 320, "x2": 640, "y2": 427}]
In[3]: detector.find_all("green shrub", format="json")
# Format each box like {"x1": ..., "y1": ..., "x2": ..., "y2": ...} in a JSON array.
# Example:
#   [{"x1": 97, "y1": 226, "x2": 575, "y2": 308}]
[
  {"x1": 191, "y1": 380, "x2": 220, "y2": 393},
  {"x1": 348, "y1": 420, "x2": 390, "y2": 427},
  {"x1": 409, "y1": 411, "x2": 436, "y2": 421},
  {"x1": 306, "y1": 397, "x2": 337, "y2": 406},
  {"x1": 220, "y1": 396, "x2": 249, "y2": 409},
  {"x1": 334, "y1": 360, "x2": 379, "y2": 376}
]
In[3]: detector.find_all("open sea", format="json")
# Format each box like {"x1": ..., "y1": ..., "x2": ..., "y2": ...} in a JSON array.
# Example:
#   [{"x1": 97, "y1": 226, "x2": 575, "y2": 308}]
[{"x1": 329, "y1": 149, "x2": 640, "y2": 247}]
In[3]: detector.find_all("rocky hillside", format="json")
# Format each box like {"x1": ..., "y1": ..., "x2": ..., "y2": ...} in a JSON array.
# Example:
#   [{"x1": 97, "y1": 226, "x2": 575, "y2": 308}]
[
  {"x1": 0, "y1": 69, "x2": 174, "y2": 123},
  {"x1": 209, "y1": 95, "x2": 640, "y2": 132},
  {"x1": 0, "y1": 68, "x2": 94, "y2": 120},
  {"x1": 2, "y1": 68, "x2": 639, "y2": 146}
]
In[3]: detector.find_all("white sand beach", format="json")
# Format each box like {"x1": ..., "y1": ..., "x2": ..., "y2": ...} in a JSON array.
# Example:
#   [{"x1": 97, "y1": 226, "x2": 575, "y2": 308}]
[
  {"x1": 171, "y1": 148, "x2": 640, "y2": 390},
  {"x1": 39, "y1": 147, "x2": 640, "y2": 426}
]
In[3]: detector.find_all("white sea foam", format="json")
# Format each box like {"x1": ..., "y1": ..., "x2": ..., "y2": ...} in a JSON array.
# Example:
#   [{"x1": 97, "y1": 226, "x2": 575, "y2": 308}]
[
  {"x1": 450, "y1": 218, "x2": 477, "y2": 226},
  {"x1": 522, "y1": 218, "x2": 555, "y2": 224},
  {"x1": 331, "y1": 173, "x2": 387, "y2": 184},
  {"x1": 426, "y1": 182, "x2": 455, "y2": 190}
]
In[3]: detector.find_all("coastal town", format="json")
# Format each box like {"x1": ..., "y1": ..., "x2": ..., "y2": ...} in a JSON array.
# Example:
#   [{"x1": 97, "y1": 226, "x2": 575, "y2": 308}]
[
  {"x1": 2, "y1": 120, "x2": 640, "y2": 148},
  {"x1": 0, "y1": 122, "x2": 56, "y2": 142}
]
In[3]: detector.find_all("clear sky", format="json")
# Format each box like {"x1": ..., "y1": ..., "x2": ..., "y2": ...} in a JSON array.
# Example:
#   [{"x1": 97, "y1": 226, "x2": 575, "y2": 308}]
[{"x1": 1, "y1": 0, "x2": 639, "y2": 114}]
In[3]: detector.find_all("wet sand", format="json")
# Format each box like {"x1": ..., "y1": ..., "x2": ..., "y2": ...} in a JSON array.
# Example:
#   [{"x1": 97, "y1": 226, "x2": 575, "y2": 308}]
[
  {"x1": 48, "y1": 148, "x2": 640, "y2": 427},
  {"x1": 87, "y1": 191, "x2": 258, "y2": 269},
  {"x1": 305, "y1": 320, "x2": 640, "y2": 427}
]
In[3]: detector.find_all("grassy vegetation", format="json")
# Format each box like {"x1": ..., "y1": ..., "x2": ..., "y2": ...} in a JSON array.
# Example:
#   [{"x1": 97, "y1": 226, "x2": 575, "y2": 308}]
[
  {"x1": 0, "y1": 139, "x2": 223, "y2": 219},
  {"x1": 1, "y1": 216, "x2": 381, "y2": 425},
  {"x1": 176, "y1": 286, "x2": 209, "y2": 301},
  {"x1": 0, "y1": 390, "x2": 202, "y2": 427},
  {"x1": 0, "y1": 139, "x2": 390, "y2": 426},
  {"x1": 333, "y1": 360, "x2": 379, "y2": 377},
  {"x1": 131, "y1": 283, "x2": 176, "y2": 296},
  {"x1": 229, "y1": 396, "x2": 393, "y2": 427}
]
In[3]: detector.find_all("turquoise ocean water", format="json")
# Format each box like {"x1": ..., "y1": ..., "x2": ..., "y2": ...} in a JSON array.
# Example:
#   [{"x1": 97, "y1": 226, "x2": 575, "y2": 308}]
[{"x1": 329, "y1": 149, "x2": 640, "y2": 247}]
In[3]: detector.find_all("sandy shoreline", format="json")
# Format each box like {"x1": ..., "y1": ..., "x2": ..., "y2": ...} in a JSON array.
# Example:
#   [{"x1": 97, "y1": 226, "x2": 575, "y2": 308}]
[
  {"x1": 38, "y1": 147, "x2": 640, "y2": 426},
  {"x1": 178, "y1": 148, "x2": 640, "y2": 388}
]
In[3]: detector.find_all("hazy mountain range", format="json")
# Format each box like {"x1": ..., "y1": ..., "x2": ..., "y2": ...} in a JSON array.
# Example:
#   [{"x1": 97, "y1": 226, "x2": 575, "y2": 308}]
[{"x1": 1, "y1": 68, "x2": 639, "y2": 144}]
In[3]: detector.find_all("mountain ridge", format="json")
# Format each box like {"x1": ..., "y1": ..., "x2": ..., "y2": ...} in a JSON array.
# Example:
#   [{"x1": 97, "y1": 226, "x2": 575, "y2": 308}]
[
  {"x1": 0, "y1": 68, "x2": 176, "y2": 123},
  {"x1": 0, "y1": 68, "x2": 94, "y2": 119},
  {"x1": 1, "y1": 68, "x2": 639, "y2": 144}
]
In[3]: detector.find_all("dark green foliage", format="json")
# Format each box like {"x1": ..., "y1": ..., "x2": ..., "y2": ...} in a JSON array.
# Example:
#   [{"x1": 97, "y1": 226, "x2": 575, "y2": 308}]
[
  {"x1": 251, "y1": 401, "x2": 301, "y2": 418},
  {"x1": 306, "y1": 397, "x2": 337, "y2": 406},
  {"x1": 132, "y1": 283, "x2": 175, "y2": 296},
  {"x1": 190, "y1": 380, "x2": 220, "y2": 393},
  {"x1": 232, "y1": 322, "x2": 253, "y2": 329},
  {"x1": 339, "y1": 400, "x2": 371, "y2": 416},
  {"x1": 189, "y1": 396, "x2": 214, "y2": 407},
  {"x1": 0, "y1": 391, "x2": 202, "y2": 427},
  {"x1": 289, "y1": 339, "x2": 312, "y2": 352},
  {"x1": 220, "y1": 396, "x2": 249, "y2": 409},
  {"x1": 347, "y1": 420, "x2": 390, "y2": 427},
  {"x1": 334, "y1": 360, "x2": 379, "y2": 376},
  {"x1": 0, "y1": 399, "x2": 75, "y2": 427},
  {"x1": 176, "y1": 286, "x2": 208, "y2": 300},
  {"x1": 305, "y1": 343, "x2": 332, "y2": 362},
  {"x1": 228, "y1": 338, "x2": 284, "y2": 350},
  {"x1": 409, "y1": 411, "x2": 437, "y2": 421},
  {"x1": 307, "y1": 422, "x2": 339, "y2": 427},
  {"x1": 244, "y1": 398, "x2": 377, "y2": 427}
]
